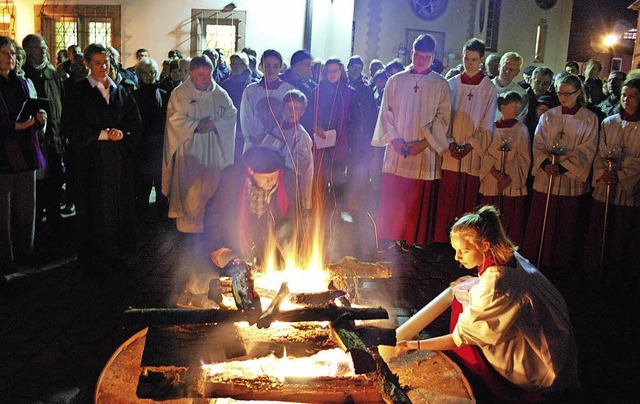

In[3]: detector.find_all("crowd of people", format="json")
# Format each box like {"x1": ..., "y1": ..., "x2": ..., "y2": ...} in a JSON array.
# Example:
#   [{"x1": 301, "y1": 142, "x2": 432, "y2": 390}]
[
  {"x1": 3, "y1": 31, "x2": 640, "y2": 401},
  {"x1": 1, "y1": 33, "x2": 639, "y2": 288}
]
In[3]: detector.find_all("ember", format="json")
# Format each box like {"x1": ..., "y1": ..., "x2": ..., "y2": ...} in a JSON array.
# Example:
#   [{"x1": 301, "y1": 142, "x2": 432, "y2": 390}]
[{"x1": 202, "y1": 347, "x2": 355, "y2": 381}]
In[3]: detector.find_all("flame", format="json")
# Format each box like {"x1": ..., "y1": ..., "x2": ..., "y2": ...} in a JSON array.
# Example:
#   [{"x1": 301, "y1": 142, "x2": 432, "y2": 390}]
[
  {"x1": 255, "y1": 188, "x2": 330, "y2": 295},
  {"x1": 202, "y1": 348, "x2": 355, "y2": 382}
]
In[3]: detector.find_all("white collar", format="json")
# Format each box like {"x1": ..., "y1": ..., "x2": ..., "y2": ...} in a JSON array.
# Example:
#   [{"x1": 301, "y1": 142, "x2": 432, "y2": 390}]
[{"x1": 87, "y1": 75, "x2": 116, "y2": 90}]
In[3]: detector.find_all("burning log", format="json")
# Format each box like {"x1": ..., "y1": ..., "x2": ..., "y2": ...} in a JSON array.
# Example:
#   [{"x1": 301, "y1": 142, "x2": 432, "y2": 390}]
[
  {"x1": 124, "y1": 306, "x2": 388, "y2": 327},
  {"x1": 288, "y1": 289, "x2": 347, "y2": 306},
  {"x1": 326, "y1": 256, "x2": 392, "y2": 279},
  {"x1": 203, "y1": 376, "x2": 384, "y2": 402},
  {"x1": 326, "y1": 256, "x2": 391, "y2": 305},
  {"x1": 123, "y1": 307, "x2": 249, "y2": 328},
  {"x1": 256, "y1": 282, "x2": 290, "y2": 329},
  {"x1": 274, "y1": 305, "x2": 388, "y2": 323}
]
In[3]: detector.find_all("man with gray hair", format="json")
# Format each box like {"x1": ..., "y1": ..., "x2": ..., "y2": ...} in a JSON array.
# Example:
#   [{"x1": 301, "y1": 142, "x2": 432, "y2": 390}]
[
  {"x1": 163, "y1": 56, "x2": 237, "y2": 233},
  {"x1": 525, "y1": 66, "x2": 555, "y2": 137},
  {"x1": 22, "y1": 34, "x2": 65, "y2": 227},
  {"x1": 492, "y1": 52, "x2": 528, "y2": 122}
]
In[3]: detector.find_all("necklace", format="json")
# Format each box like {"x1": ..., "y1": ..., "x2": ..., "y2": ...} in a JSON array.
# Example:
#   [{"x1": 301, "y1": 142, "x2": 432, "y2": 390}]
[
  {"x1": 413, "y1": 73, "x2": 427, "y2": 93},
  {"x1": 467, "y1": 87, "x2": 473, "y2": 101},
  {"x1": 558, "y1": 113, "x2": 567, "y2": 138}
]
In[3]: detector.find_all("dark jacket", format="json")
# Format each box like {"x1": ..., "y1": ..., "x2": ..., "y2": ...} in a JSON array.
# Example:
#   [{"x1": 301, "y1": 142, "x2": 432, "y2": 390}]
[
  {"x1": 23, "y1": 63, "x2": 64, "y2": 154},
  {"x1": 61, "y1": 78, "x2": 142, "y2": 259},
  {"x1": 132, "y1": 83, "x2": 168, "y2": 168},
  {"x1": 0, "y1": 72, "x2": 46, "y2": 173},
  {"x1": 347, "y1": 74, "x2": 378, "y2": 149},
  {"x1": 311, "y1": 78, "x2": 353, "y2": 161}
]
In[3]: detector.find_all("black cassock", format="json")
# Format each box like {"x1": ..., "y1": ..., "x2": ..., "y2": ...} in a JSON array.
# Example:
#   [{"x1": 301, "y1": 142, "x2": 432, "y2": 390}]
[{"x1": 62, "y1": 79, "x2": 141, "y2": 268}]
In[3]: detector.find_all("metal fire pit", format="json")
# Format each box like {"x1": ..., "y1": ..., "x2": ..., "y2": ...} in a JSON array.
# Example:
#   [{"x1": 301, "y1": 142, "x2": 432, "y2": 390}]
[{"x1": 95, "y1": 327, "x2": 474, "y2": 403}]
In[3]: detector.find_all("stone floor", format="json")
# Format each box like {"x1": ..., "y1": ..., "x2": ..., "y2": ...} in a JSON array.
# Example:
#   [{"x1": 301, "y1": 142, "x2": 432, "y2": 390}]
[{"x1": 0, "y1": 201, "x2": 638, "y2": 403}]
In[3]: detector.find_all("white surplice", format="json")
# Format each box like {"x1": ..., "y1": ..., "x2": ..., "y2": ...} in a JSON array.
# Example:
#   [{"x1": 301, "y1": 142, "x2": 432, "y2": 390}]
[
  {"x1": 532, "y1": 106, "x2": 599, "y2": 196},
  {"x1": 452, "y1": 253, "x2": 579, "y2": 393},
  {"x1": 239, "y1": 80, "x2": 296, "y2": 152},
  {"x1": 479, "y1": 121, "x2": 531, "y2": 196},
  {"x1": 163, "y1": 79, "x2": 237, "y2": 233},
  {"x1": 370, "y1": 70, "x2": 451, "y2": 180},
  {"x1": 592, "y1": 113, "x2": 640, "y2": 206},
  {"x1": 442, "y1": 75, "x2": 497, "y2": 176}
]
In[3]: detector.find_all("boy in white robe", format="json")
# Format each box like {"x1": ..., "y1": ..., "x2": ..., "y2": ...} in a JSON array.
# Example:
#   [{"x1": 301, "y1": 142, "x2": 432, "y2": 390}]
[
  {"x1": 261, "y1": 90, "x2": 314, "y2": 210},
  {"x1": 434, "y1": 38, "x2": 497, "y2": 243},
  {"x1": 371, "y1": 34, "x2": 451, "y2": 250}
]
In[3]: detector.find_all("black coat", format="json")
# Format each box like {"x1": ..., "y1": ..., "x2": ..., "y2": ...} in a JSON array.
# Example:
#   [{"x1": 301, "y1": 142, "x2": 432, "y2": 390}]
[{"x1": 62, "y1": 78, "x2": 142, "y2": 261}]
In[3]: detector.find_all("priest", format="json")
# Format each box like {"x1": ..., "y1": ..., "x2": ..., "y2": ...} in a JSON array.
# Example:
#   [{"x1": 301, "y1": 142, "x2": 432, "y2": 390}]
[{"x1": 163, "y1": 56, "x2": 237, "y2": 233}]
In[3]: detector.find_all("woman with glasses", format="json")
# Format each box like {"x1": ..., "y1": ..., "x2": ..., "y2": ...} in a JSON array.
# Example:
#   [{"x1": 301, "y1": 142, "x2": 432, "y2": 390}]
[
  {"x1": 0, "y1": 36, "x2": 46, "y2": 279},
  {"x1": 521, "y1": 74, "x2": 598, "y2": 282}
]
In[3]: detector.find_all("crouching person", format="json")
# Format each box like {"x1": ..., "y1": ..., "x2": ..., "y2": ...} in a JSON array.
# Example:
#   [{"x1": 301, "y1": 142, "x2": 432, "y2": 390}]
[{"x1": 204, "y1": 145, "x2": 298, "y2": 309}]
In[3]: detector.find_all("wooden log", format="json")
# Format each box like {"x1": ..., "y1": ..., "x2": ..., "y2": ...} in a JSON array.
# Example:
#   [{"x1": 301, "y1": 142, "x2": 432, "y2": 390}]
[
  {"x1": 288, "y1": 289, "x2": 347, "y2": 306},
  {"x1": 368, "y1": 347, "x2": 412, "y2": 404},
  {"x1": 256, "y1": 282, "x2": 290, "y2": 329},
  {"x1": 355, "y1": 326, "x2": 397, "y2": 348},
  {"x1": 326, "y1": 256, "x2": 392, "y2": 279},
  {"x1": 203, "y1": 376, "x2": 383, "y2": 402},
  {"x1": 123, "y1": 307, "x2": 248, "y2": 327},
  {"x1": 329, "y1": 318, "x2": 377, "y2": 374},
  {"x1": 124, "y1": 306, "x2": 387, "y2": 327},
  {"x1": 274, "y1": 306, "x2": 388, "y2": 323}
]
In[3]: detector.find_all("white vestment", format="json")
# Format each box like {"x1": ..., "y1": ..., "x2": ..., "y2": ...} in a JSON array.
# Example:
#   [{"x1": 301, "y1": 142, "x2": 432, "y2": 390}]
[
  {"x1": 370, "y1": 70, "x2": 451, "y2": 180},
  {"x1": 492, "y1": 77, "x2": 529, "y2": 122},
  {"x1": 479, "y1": 121, "x2": 531, "y2": 196},
  {"x1": 163, "y1": 79, "x2": 237, "y2": 233},
  {"x1": 442, "y1": 75, "x2": 497, "y2": 176},
  {"x1": 532, "y1": 106, "x2": 598, "y2": 196},
  {"x1": 452, "y1": 253, "x2": 579, "y2": 393},
  {"x1": 240, "y1": 80, "x2": 296, "y2": 152},
  {"x1": 592, "y1": 114, "x2": 640, "y2": 206}
]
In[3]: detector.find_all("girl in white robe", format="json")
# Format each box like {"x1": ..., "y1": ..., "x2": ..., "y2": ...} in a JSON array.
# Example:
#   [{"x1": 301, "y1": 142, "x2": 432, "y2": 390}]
[
  {"x1": 397, "y1": 206, "x2": 579, "y2": 400},
  {"x1": 521, "y1": 74, "x2": 598, "y2": 275}
]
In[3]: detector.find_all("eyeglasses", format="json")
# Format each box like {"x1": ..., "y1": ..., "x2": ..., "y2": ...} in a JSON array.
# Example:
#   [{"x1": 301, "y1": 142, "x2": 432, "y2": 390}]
[
  {"x1": 0, "y1": 50, "x2": 16, "y2": 57},
  {"x1": 557, "y1": 89, "x2": 580, "y2": 97}
]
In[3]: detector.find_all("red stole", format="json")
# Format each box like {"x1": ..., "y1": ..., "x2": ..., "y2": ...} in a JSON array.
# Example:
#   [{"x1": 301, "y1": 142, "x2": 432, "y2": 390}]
[
  {"x1": 495, "y1": 118, "x2": 518, "y2": 128},
  {"x1": 561, "y1": 104, "x2": 580, "y2": 115},
  {"x1": 620, "y1": 110, "x2": 640, "y2": 121},
  {"x1": 460, "y1": 71, "x2": 485, "y2": 85}
]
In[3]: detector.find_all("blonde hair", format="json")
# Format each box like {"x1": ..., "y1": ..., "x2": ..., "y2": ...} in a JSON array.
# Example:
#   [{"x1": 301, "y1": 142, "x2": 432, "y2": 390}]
[{"x1": 450, "y1": 205, "x2": 516, "y2": 265}]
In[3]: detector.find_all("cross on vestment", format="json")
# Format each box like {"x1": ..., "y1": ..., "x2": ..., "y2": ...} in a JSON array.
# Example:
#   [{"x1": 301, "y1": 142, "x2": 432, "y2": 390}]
[
  {"x1": 414, "y1": 84, "x2": 419, "y2": 93},
  {"x1": 467, "y1": 91, "x2": 473, "y2": 101}
]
